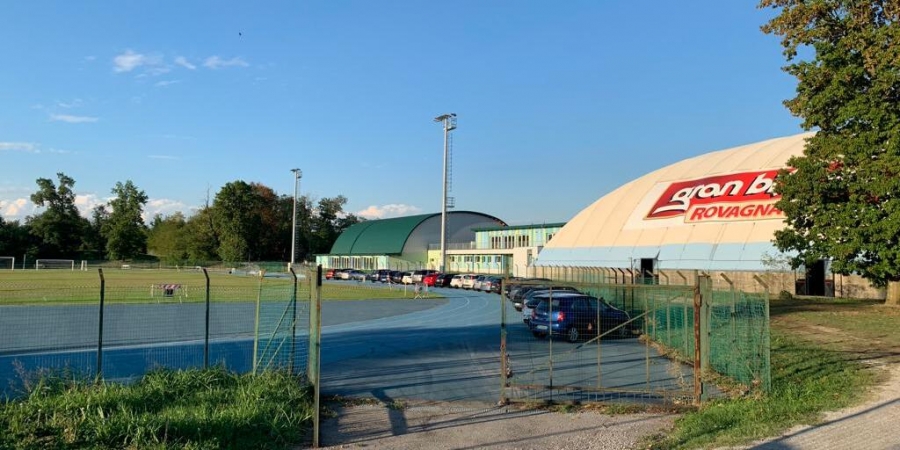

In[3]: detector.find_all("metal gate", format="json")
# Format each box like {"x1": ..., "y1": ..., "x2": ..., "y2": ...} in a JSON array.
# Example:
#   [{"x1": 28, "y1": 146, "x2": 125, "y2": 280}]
[{"x1": 500, "y1": 278, "x2": 702, "y2": 406}]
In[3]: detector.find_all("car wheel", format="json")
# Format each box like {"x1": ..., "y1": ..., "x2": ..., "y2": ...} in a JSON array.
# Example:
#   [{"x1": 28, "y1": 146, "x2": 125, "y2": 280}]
[
  {"x1": 617, "y1": 324, "x2": 629, "y2": 339},
  {"x1": 567, "y1": 327, "x2": 580, "y2": 343},
  {"x1": 532, "y1": 331, "x2": 546, "y2": 339}
]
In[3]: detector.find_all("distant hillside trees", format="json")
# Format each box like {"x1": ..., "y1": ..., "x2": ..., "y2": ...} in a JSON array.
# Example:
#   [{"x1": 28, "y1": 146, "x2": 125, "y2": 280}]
[
  {"x1": 145, "y1": 181, "x2": 362, "y2": 264},
  {"x1": 2, "y1": 173, "x2": 360, "y2": 265}
]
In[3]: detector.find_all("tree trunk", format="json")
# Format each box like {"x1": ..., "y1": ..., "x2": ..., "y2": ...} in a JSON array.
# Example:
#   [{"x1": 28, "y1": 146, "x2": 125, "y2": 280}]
[{"x1": 886, "y1": 280, "x2": 900, "y2": 306}]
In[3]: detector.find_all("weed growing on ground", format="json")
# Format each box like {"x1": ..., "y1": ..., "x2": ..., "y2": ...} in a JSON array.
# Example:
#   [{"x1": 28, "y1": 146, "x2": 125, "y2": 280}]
[{"x1": 0, "y1": 367, "x2": 313, "y2": 450}]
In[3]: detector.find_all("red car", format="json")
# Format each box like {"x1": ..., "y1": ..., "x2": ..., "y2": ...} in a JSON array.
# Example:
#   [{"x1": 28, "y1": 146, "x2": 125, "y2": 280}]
[
  {"x1": 422, "y1": 272, "x2": 442, "y2": 287},
  {"x1": 325, "y1": 268, "x2": 335, "y2": 280}
]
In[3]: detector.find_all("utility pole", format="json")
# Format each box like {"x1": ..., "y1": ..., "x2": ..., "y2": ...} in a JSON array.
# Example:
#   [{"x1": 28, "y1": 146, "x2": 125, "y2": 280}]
[
  {"x1": 290, "y1": 168, "x2": 302, "y2": 270},
  {"x1": 434, "y1": 113, "x2": 456, "y2": 272}
]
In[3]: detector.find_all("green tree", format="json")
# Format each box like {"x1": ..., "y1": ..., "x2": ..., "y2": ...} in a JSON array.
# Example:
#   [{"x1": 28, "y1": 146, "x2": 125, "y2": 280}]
[
  {"x1": 761, "y1": 1, "x2": 900, "y2": 304},
  {"x1": 27, "y1": 172, "x2": 89, "y2": 258},
  {"x1": 212, "y1": 181, "x2": 262, "y2": 262},
  {"x1": 147, "y1": 212, "x2": 190, "y2": 264},
  {"x1": 309, "y1": 195, "x2": 362, "y2": 255},
  {"x1": 83, "y1": 205, "x2": 109, "y2": 260},
  {"x1": 0, "y1": 217, "x2": 34, "y2": 266},
  {"x1": 184, "y1": 207, "x2": 219, "y2": 262},
  {"x1": 102, "y1": 180, "x2": 149, "y2": 260}
]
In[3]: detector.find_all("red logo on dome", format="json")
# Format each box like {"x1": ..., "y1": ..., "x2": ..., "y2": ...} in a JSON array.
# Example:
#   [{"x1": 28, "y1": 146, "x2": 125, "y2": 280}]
[{"x1": 646, "y1": 170, "x2": 784, "y2": 222}]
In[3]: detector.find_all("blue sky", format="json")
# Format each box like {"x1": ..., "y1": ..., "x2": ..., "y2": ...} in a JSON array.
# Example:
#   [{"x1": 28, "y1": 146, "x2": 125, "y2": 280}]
[{"x1": 0, "y1": 1, "x2": 801, "y2": 226}]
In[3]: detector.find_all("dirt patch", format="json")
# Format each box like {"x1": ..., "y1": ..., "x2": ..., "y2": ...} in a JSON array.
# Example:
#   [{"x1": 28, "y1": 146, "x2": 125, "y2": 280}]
[{"x1": 306, "y1": 400, "x2": 676, "y2": 450}]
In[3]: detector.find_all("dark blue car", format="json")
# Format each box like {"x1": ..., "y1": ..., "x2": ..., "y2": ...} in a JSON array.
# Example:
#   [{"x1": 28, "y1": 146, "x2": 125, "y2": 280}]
[{"x1": 530, "y1": 293, "x2": 631, "y2": 342}]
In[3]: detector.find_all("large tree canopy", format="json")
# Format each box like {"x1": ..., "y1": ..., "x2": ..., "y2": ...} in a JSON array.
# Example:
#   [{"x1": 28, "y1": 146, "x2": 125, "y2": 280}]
[
  {"x1": 27, "y1": 172, "x2": 89, "y2": 258},
  {"x1": 103, "y1": 180, "x2": 148, "y2": 260},
  {"x1": 761, "y1": 1, "x2": 900, "y2": 303}
]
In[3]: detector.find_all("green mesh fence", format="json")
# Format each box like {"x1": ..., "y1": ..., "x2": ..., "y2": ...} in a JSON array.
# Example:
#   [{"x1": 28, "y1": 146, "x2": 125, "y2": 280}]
[
  {"x1": 706, "y1": 289, "x2": 771, "y2": 391},
  {"x1": 640, "y1": 287, "x2": 696, "y2": 363},
  {"x1": 523, "y1": 278, "x2": 771, "y2": 395}
]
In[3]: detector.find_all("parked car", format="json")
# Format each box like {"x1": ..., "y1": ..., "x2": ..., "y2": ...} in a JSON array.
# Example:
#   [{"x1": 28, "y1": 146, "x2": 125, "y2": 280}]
[
  {"x1": 472, "y1": 275, "x2": 488, "y2": 291},
  {"x1": 507, "y1": 278, "x2": 551, "y2": 298},
  {"x1": 337, "y1": 269, "x2": 352, "y2": 280},
  {"x1": 365, "y1": 271, "x2": 381, "y2": 282},
  {"x1": 480, "y1": 276, "x2": 502, "y2": 293},
  {"x1": 460, "y1": 274, "x2": 479, "y2": 289},
  {"x1": 325, "y1": 268, "x2": 335, "y2": 280},
  {"x1": 373, "y1": 269, "x2": 392, "y2": 283},
  {"x1": 530, "y1": 294, "x2": 631, "y2": 342},
  {"x1": 512, "y1": 285, "x2": 579, "y2": 309},
  {"x1": 422, "y1": 272, "x2": 442, "y2": 287},
  {"x1": 389, "y1": 270, "x2": 404, "y2": 284},
  {"x1": 437, "y1": 273, "x2": 457, "y2": 287},
  {"x1": 412, "y1": 269, "x2": 438, "y2": 283},
  {"x1": 349, "y1": 270, "x2": 366, "y2": 281},
  {"x1": 522, "y1": 295, "x2": 543, "y2": 324},
  {"x1": 449, "y1": 274, "x2": 465, "y2": 288},
  {"x1": 401, "y1": 271, "x2": 415, "y2": 284}
]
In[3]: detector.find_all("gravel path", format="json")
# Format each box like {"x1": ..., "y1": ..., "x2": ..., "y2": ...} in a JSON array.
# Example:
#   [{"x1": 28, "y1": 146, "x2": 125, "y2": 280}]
[
  {"x1": 309, "y1": 401, "x2": 674, "y2": 450},
  {"x1": 735, "y1": 363, "x2": 900, "y2": 450}
]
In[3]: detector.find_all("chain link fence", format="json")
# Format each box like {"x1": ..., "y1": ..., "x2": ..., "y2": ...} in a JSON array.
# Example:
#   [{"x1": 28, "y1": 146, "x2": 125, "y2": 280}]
[
  {"x1": 0, "y1": 268, "x2": 312, "y2": 399},
  {"x1": 500, "y1": 270, "x2": 771, "y2": 406}
]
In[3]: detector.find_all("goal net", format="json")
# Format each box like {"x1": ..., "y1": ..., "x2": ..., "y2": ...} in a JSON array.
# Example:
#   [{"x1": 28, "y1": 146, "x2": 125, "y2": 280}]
[
  {"x1": 0, "y1": 257, "x2": 14, "y2": 270},
  {"x1": 35, "y1": 259, "x2": 75, "y2": 270}
]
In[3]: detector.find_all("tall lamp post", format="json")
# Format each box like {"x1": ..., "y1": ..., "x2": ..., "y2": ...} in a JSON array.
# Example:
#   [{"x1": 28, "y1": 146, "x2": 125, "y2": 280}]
[
  {"x1": 290, "y1": 168, "x2": 302, "y2": 270},
  {"x1": 434, "y1": 113, "x2": 456, "y2": 272}
]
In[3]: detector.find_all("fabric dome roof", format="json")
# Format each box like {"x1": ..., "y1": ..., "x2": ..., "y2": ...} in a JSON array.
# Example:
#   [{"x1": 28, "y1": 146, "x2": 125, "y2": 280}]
[{"x1": 535, "y1": 133, "x2": 814, "y2": 270}]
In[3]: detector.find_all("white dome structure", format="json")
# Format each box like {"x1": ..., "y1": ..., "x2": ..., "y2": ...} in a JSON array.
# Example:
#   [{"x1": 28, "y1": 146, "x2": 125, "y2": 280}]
[{"x1": 535, "y1": 133, "x2": 814, "y2": 271}]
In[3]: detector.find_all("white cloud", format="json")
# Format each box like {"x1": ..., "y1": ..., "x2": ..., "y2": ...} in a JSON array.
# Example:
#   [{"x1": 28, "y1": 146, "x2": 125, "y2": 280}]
[
  {"x1": 149, "y1": 154, "x2": 179, "y2": 160},
  {"x1": 357, "y1": 204, "x2": 422, "y2": 220},
  {"x1": 154, "y1": 79, "x2": 181, "y2": 87},
  {"x1": 84, "y1": 55, "x2": 97, "y2": 62},
  {"x1": 144, "y1": 198, "x2": 190, "y2": 221},
  {"x1": 174, "y1": 56, "x2": 196, "y2": 70},
  {"x1": 113, "y1": 50, "x2": 148, "y2": 72},
  {"x1": 50, "y1": 114, "x2": 98, "y2": 123},
  {"x1": 57, "y1": 99, "x2": 83, "y2": 108},
  {"x1": 74, "y1": 194, "x2": 107, "y2": 217},
  {"x1": 112, "y1": 50, "x2": 166, "y2": 75},
  {"x1": 0, "y1": 142, "x2": 38, "y2": 152},
  {"x1": 0, "y1": 198, "x2": 32, "y2": 219},
  {"x1": 203, "y1": 56, "x2": 249, "y2": 69}
]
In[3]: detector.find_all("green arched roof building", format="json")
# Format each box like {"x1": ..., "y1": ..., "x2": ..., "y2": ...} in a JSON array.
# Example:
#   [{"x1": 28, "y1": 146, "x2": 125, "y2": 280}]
[{"x1": 321, "y1": 211, "x2": 506, "y2": 268}]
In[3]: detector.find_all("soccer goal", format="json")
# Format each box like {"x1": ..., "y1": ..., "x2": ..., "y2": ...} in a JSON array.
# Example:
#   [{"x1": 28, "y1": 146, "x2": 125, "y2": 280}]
[
  {"x1": 0, "y1": 256, "x2": 14, "y2": 270},
  {"x1": 35, "y1": 259, "x2": 75, "y2": 270}
]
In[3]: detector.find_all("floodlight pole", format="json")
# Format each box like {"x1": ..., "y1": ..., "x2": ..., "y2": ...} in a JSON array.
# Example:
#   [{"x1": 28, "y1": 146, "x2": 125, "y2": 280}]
[
  {"x1": 434, "y1": 113, "x2": 456, "y2": 272},
  {"x1": 290, "y1": 168, "x2": 302, "y2": 269}
]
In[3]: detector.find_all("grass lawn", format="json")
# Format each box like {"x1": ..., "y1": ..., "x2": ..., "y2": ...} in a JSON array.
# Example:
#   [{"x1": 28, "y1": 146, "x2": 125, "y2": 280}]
[
  {"x1": 650, "y1": 297, "x2": 900, "y2": 449},
  {"x1": 0, "y1": 367, "x2": 312, "y2": 450},
  {"x1": 0, "y1": 269, "x2": 441, "y2": 304}
]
